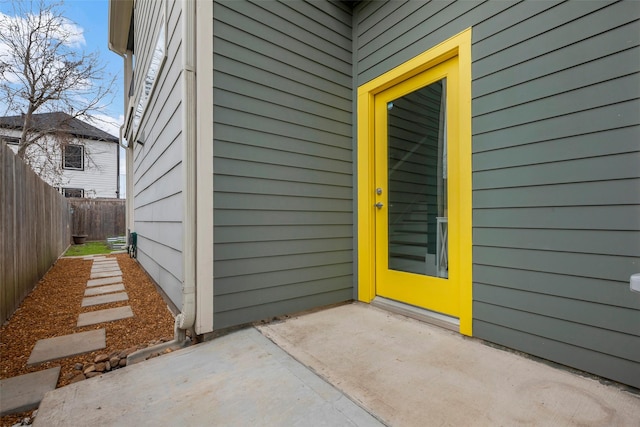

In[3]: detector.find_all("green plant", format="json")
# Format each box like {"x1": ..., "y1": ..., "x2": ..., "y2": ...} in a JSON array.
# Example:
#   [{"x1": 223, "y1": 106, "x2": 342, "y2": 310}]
[{"x1": 64, "y1": 241, "x2": 114, "y2": 257}]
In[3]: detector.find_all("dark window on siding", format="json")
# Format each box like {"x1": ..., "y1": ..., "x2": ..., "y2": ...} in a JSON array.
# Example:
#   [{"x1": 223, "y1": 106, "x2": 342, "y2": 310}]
[
  {"x1": 62, "y1": 187, "x2": 84, "y2": 198},
  {"x1": 63, "y1": 144, "x2": 84, "y2": 170},
  {"x1": 1, "y1": 135, "x2": 19, "y2": 145}
]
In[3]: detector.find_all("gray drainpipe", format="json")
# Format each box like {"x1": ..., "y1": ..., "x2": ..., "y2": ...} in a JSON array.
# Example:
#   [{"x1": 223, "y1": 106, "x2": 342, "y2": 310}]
[{"x1": 176, "y1": 0, "x2": 197, "y2": 334}]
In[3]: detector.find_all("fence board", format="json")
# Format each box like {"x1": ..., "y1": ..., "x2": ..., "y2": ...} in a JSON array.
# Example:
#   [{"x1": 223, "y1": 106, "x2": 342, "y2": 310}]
[
  {"x1": 69, "y1": 198, "x2": 125, "y2": 241},
  {"x1": 1, "y1": 143, "x2": 71, "y2": 322}
]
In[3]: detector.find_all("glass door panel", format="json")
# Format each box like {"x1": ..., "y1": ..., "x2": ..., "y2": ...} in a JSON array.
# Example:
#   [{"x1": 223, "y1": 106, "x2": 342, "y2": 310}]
[
  {"x1": 387, "y1": 79, "x2": 447, "y2": 278},
  {"x1": 374, "y1": 57, "x2": 460, "y2": 318}
]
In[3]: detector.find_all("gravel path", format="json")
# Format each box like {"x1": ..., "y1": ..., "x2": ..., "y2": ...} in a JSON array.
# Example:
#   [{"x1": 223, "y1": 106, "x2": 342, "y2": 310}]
[{"x1": 1, "y1": 254, "x2": 175, "y2": 426}]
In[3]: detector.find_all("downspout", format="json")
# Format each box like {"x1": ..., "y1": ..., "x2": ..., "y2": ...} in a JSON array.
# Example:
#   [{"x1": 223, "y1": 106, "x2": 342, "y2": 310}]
[
  {"x1": 116, "y1": 131, "x2": 120, "y2": 198},
  {"x1": 175, "y1": 0, "x2": 197, "y2": 336},
  {"x1": 109, "y1": 42, "x2": 133, "y2": 223}
]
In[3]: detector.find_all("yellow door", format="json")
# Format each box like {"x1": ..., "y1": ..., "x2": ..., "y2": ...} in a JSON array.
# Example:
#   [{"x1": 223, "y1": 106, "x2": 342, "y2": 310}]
[
  {"x1": 357, "y1": 28, "x2": 472, "y2": 334},
  {"x1": 374, "y1": 58, "x2": 461, "y2": 318}
]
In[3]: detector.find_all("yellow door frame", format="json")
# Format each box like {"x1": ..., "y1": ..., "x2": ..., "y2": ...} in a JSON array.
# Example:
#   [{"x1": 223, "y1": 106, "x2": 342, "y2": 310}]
[{"x1": 357, "y1": 28, "x2": 473, "y2": 336}]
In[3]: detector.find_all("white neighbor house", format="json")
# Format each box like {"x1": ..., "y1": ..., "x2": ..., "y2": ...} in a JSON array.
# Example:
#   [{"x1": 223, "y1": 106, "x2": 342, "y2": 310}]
[{"x1": 0, "y1": 112, "x2": 120, "y2": 198}]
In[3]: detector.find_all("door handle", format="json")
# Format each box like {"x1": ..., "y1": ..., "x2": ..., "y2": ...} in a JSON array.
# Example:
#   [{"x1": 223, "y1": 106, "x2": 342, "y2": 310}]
[{"x1": 375, "y1": 202, "x2": 384, "y2": 209}]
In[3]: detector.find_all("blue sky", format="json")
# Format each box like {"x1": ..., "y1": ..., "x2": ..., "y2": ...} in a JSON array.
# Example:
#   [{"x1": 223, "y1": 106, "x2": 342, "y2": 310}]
[
  {"x1": 63, "y1": 0, "x2": 125, "y2": 121},
  {"x1": 0, "y1": 0, "x2": 127, "y2": 194},
  {"x1": 0, "y1": 0, "x2": 125, "y2": 134}
]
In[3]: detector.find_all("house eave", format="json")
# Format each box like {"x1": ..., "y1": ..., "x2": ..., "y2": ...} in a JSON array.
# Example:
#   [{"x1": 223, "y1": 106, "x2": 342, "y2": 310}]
[{"x1": 108, "y1": 0, "x2": 134, "y2": 55}]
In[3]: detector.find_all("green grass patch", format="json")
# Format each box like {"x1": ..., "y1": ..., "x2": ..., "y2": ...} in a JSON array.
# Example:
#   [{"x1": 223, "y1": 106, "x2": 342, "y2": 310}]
[{"x1": 64, "y1": 241, "x2": 114, "y2": 257}]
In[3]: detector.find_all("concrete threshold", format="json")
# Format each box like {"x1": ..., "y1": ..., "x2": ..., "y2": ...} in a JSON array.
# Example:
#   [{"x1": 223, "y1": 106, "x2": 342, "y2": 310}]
[
  {"x1": 33, "y1": 328, "x2": 382, "y2": 426},
  {"x1": 258, "y1": 302, "x2": 640, "y2": 426}
]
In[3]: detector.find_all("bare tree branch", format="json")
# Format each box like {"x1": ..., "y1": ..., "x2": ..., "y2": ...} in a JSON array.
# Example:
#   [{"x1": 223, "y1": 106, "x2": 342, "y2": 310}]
[{"x1": 0, "y1": 0, "x2": 115, "y2": 183}]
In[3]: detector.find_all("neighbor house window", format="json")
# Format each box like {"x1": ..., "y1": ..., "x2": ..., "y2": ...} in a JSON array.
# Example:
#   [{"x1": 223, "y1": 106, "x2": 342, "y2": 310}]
[
  {"x1": 1, "y1": 135, "x2": 19, "y2": 145},
  {"x1": 62, "y1": 187, "x2": 84, "y2": 198},
  {"x1": 63, "y1": 144, "x2": 84, "y2": 170}
]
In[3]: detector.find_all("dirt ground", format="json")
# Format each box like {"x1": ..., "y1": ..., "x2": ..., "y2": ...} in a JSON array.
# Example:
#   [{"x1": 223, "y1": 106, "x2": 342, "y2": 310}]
[{"x1": 0, "y1": 254, "x2": 175, "y2": 427}]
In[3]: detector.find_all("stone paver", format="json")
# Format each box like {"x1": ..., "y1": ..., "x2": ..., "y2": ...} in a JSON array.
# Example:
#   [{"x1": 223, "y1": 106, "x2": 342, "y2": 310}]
[
  {"x1": 91, "y1": 266, "x2": 121, "y2": 274},
  {"x1": 87, "y1": 276, "x2": 123, "y2": 287},
  {"x1": 82, "y1": 292, "x2": 129, "y2": 307},
  {"x1": 90, "y1": 270, "x2": 122, "y2": 279},
  {"x1": 0, "y1": 367, "x2": 61, "y2": 416},
  {"x1": 85, "y1": 284, "x2": 125, "y2": 296},
  {"x1": 77, "y1": 306, "x2": 133, "y2": 327},
  {"x1": 93, "y1": 259, "x2": 119, "y2": 265},
  {"x1": 91, "y1": 265, "x2": 120, "y2": 273},
  {"x1": 27, "y1": 329, "x2": 106, "y2": 365},
  {"x1": 92, "y1": 261, "x2": 119, "y2": 267}
]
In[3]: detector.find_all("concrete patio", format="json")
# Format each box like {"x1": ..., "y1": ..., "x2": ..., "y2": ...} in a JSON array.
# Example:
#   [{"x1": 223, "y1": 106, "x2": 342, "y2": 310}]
[{"x1": 33, "y1": 303, "x2": 640, "y2": 426}]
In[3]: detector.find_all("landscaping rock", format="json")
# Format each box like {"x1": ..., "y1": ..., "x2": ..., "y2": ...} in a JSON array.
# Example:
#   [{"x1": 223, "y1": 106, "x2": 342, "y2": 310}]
[
  {"x1": 94, "y1": 354, "x2": 109, "y2": 363},
  {"x1": 83, "y1": 365, "x2": 95, "y2": 374},
  {"x1": 119, "y1": 347, "x2": 137, "y2": 359}
]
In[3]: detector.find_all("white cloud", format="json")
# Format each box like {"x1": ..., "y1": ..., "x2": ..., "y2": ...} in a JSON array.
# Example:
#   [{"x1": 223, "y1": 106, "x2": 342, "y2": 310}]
[
  {"x1": 56, "y1": 16, "x2": 86, "y2": 48},
  {"x1": 0, "y1": 9, "x2": 88, "y2": 111},
  {"x1": 0, "y1": 9, "x2": 86, "y2": 48},
  {"x1": 84, "y1": 113, "x2": 124, "y2": 139}
]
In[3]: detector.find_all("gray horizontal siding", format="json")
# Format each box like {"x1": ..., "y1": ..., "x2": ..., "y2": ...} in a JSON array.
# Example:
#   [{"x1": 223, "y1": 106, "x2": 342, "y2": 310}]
[
  {"x1": 355, "y1": 0, "x2": 640, "y2": 388},
  {"x1": 474, "y1": 316, "x2": 640, "y2": 389},
  {"x1": 473, "y1": 228, "x2": 640, "y2": 257},
  {"x1": 474, "y1": 265, "x2": 640, "y2": 310},
  {"x1": 214, "y1": 289, "x2": 353, "y2": 330},
  {"x1": 132, "y1": 0, "x2": 184, "y2": 308},
  {"x1": 473, "y1": 126, "x2": 639, "y2": 171},
  {"x1": 213, "y1": 0, "x2": 353, "y2": 329},
  {"x1": 473, "y1": 205, "x2": 640, "y2": 230}
]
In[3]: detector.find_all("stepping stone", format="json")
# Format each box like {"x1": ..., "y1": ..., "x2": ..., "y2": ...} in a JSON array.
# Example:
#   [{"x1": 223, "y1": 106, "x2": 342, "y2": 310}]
[
  {"x1": 93, "y1": 260, "x2": 118, "y2": 266},
  {"x1": 92, "y1": 266, "x2": 119, "y2": 273},
  {"x1": 84, "y1": 256, "x2": 107, "y2": 261},
  {"x1": 92, "y1": 262, "x2": 119, "y2": 268},
  {"x1": 82, "y1": 292, "x2": 129, "y2": 307},
  {"x1": 27, "y1": 329, "x2": 106, "y2": 365},
  {"x1": 87, "y1": 276, "x2": 122, "y2": 287},
  {"x1": 91, "y1": 266, "x2": 121, "y2": 274},
  {"x1": 77, "y1": 306, "x2": 134, "y2": 327},
  {"x1": 0, "y1": 367, "x2": 61, "y2": 416},
  {"x1": 90, "y1": 270, "x2": 122, "y2": 279},
  {"x1": 85, "y1": 284, "x2": 125, "y2": 296},
  {"x1": 93, "y1": 261, "x2": 118, "y2": 267}
]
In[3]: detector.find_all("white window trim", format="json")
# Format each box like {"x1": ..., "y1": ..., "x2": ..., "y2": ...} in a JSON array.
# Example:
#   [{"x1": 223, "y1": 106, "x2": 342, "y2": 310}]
[
  {"x1": 129, "y1": 0, "x2": 167, "y2": 144},
  {"x1": 63, "y1": 144, "x2": 85, "y2": 171}
]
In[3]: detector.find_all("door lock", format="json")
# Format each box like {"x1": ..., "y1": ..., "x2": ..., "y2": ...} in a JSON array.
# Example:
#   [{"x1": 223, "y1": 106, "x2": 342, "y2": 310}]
[
  {"x1": 376, "y1": 188, "x2": 383, "y2": 195},
  {"x1": 375, "y1": 202, "x2": 384, "y2": 209}
]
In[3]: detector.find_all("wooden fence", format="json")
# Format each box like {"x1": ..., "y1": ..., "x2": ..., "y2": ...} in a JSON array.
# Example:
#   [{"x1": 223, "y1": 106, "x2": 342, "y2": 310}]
[
  {"x1": 69, "y1": 198, "x2": 125, "y2": 241},
  {"x1": 1, "y1": 143, "x2": 71, "y2": 323}
]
